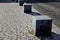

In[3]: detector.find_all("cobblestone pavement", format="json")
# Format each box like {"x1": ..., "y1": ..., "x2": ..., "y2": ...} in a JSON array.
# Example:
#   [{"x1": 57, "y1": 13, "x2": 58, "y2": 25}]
[
  {"x1": 0, "y1": 3, "x2": 40, "y2": 40},
  {"x1": 0, "y1": 3, "x2": 60, "y2": 40}
]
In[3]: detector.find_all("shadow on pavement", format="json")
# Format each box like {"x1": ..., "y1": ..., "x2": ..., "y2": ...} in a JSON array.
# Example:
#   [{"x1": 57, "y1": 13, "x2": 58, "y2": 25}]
[
  {"x1": 36, "y1": 32, "x2": 60, "y2": 40},
  {"x1": 25, "y1": 12, "x2": 41, "y2": 16}
]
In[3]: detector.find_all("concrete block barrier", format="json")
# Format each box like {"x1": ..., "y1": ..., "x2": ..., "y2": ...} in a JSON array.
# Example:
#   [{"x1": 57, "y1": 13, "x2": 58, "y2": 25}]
[
  {"x1": 19, "y1": 0, "x2": 24, "y2": 6},
  {"x1": 23, "y1": 3, "x2": 32, "y2": 13},
  {"x1": 22, "y1": 12, "x2": 52, "y2": 38},
  {"x1": 32, "y1": 15, "x2": 52, "y2": 37}
]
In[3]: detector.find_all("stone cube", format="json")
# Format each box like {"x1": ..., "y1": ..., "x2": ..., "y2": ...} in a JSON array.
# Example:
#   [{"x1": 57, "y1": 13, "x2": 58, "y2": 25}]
[
  {"x1": 32, "y1": 15, "x2": 52, "y2": 37},
  {"x1": 19, "y1": 0, "x2": 24, "y2": 6},
  {"x1": 23, "y1": 3, "x2": 32, "y2": 13}
]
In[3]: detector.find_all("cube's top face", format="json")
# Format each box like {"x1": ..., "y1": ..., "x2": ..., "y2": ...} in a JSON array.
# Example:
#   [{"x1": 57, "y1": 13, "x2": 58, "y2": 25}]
[
  {"x1": 32, "y1": 15, "x2": 52, "y2": 20},
  {"x1": 36, "y1": 20, "x2": 52, "y2": 26},
  {"x1": 23, "y1": 3, "x2": 32, "y2": 5}
]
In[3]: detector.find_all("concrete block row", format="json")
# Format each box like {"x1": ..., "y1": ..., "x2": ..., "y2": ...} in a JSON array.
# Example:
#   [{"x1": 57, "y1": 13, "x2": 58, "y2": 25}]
[
  {"x1": 23, "y1": 3, "x2": 32, "y2": 13},
  {"x1": 24, "y1": 3, "x2": 52, "y2": 38},
  {"x1": 32, "y1": 15, "x2": 52, "y2": 37},
  {"x1": 19, "y1": 2, "x2": 53, "y2": 38}
]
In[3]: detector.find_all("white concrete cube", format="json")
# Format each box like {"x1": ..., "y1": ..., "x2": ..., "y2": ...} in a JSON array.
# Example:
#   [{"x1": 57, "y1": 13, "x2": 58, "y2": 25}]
[
  {"x1": 32, "y1": 15, "x2": 52, "y2": 37},
  {"x1": 23, "y1": 3, "x2": 32, "y2": 13}
]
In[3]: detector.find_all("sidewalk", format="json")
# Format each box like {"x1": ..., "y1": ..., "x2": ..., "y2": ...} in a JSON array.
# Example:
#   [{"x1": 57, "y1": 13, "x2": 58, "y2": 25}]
[{"x1": 0, "y1": 3, "x2": 60, "y2": 40}]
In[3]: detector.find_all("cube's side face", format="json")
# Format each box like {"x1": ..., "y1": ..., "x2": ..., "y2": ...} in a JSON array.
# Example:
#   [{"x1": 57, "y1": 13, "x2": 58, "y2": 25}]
[
  {"x1": 24, "y1": 5, "x2": 32, "y2": 13},
  {"x1": 12, "y1": 0, "x2": 18, "y2": 2},
  {"x1": 19, "y1": 0, "x2": 24, "y2": 6},
  {"x1": 36, "y1": 20, "x2": 52, "y2": 37}
]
